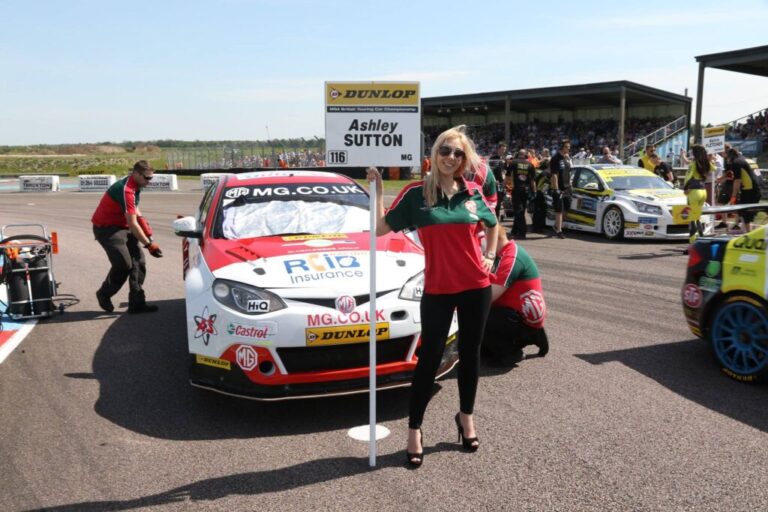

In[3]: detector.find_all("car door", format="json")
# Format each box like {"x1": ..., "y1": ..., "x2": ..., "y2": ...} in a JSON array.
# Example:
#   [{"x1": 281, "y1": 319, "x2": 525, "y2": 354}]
[{"x1": 566, "y1": 168, "x2": 603, "y2": 228}]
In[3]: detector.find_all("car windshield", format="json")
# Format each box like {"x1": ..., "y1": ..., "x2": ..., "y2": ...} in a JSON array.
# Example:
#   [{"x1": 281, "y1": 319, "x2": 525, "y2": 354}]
[
  {"x1": 216, "y1": 182, "x2": 370, "y2": 239},
  {"x1": 605, "y1": 175, "x2": 673, "y2": 191}
]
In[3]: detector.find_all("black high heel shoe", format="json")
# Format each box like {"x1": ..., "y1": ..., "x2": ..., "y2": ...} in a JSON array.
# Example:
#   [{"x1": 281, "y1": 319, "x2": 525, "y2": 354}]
[
  {"x1": 406, "y1": 429, "x2": 424, "y2": 468},
  {"x1": 454, "y1": 413, "x2": 479, "y2": 452}
]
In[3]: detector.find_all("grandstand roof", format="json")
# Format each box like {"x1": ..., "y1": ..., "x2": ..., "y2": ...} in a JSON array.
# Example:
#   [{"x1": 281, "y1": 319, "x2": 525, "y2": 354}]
[
  {"x1": 422, "y1": 80, "x2": 690, "y2": 115},
  {"x1": 693, "y1": 45, "x2": 768, "y2": 142},
  {"x1": 695, "y1": 45, "x2": 768, "y2": 77}
]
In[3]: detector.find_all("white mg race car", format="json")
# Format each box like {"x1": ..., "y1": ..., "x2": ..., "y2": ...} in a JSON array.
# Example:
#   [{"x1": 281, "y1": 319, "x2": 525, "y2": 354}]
[
  {"x1": 173, "y1": 170, "x2": 458, "y2": 400},
  {"x1": 547, "y1": 165, "x2": 715, "y2": 240}
]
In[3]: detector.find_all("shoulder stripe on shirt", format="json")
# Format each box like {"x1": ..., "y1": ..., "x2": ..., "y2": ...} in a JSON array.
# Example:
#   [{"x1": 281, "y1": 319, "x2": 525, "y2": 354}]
[{"x1": 389, "y1": 181, "x2": 424, "y2": 211}]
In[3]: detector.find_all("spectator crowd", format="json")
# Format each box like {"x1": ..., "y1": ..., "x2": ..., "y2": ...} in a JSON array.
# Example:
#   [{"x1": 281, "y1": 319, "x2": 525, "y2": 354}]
[
  {"x1": 424, "y1": 117, "x2": 679, "y2": 159},
  {"x1": 725, "y1": 108, "x2": 768, "y2": 145}
]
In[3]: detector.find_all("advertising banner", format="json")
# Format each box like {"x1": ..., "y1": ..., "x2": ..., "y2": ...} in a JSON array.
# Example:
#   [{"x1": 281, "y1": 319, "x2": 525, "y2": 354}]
[
  {"x1": 201, "y1": 173, "x2": 233, "y2": 192},
  {"x1": 78, "y1": 174, "x2": 116, "y2": 191},
  {"x1": 19, "y1": 175, "x2": 60, "y2": 192},
  {"x1": 143, "y1": 174, "x2": 178, "y2": 191},
  {"x1": 325, "y1": 82, "x2": 420, "y2": 167}
]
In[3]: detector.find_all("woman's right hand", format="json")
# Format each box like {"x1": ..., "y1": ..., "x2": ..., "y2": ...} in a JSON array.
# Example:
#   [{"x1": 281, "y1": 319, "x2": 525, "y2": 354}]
[{"x1": 366, "y1": 166, "x2": 383, "y2": 196}]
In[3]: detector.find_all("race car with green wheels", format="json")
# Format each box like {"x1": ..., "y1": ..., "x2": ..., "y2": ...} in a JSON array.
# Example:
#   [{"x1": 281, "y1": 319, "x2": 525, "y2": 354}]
[
  {"x1": 545, "y1": 164, "x2": 715, "y2": 240},
  {"x1": 682, "y1": 204, "x2": 768, "y2": 382}
]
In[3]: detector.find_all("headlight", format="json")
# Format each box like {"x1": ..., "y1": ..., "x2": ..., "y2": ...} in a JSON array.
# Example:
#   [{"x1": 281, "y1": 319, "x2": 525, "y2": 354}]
[
  {"x1": 211, "y1": 278, "x2": 287, "y2": 315},
  {"x1": 631, "y1": 201, "x2": 663, "y2": 216},
  {"x1": 399, "y1": 271, "x2": 424, "y2": 301}
]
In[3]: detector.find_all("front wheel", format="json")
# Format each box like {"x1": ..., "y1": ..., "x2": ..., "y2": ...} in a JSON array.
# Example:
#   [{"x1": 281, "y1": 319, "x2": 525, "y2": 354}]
[
  {"x1": 709, "y1": 295, "x2": 768, "y2": 383},
  {"x1": 602, "y1": 206, "x2": 624, "y2": 240}
]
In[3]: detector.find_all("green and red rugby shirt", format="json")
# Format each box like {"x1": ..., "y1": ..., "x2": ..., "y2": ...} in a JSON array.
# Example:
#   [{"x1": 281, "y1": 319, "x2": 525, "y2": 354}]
[
  {"x1": 491, "y1": 240, "x2": 546, "y2": 328},
  {"x1": 91, "y1": 175, "x2": 141, "y2": 228},
  {"x1": 385, "y1": 178, "x2": 497, "y2": 295}
]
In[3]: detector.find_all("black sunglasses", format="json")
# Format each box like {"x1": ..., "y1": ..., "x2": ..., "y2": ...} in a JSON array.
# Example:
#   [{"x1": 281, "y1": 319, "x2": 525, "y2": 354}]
[
  {"x1": 141, "y1": 173, "x2": 153, "y2": 181},
  {"x1": 438, "y1": 145, "x2": 466, "y2": 159}
]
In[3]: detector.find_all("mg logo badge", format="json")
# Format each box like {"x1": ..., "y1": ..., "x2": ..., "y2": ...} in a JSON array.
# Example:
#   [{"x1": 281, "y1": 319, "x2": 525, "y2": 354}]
[
  {"x1": 520, "y1": 290, "x2": 546, "y2": 324},
  {"x1": 236, "y1": 345, "x2": 258, "y2": 371},
  {"x1": 225, "y1": 187, "x2": 249, "y2": 199},
  {"x1": 335, "y1": 295, "x2": 356, "y2": 315}
]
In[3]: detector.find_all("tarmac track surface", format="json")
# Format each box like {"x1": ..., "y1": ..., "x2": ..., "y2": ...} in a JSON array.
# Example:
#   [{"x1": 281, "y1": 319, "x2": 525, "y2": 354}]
[{"x1": 0, "y1": 178, "x2": 766, "y2": 511}]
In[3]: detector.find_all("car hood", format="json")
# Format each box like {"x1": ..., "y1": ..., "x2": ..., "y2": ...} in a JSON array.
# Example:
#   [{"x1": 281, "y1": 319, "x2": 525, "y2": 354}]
[
  {"x1": 203, "y1": 232, "x2": 424, "y2": 296},
  {"x1": 616, "y1": 188, "x2": 687, "y2": 206}
]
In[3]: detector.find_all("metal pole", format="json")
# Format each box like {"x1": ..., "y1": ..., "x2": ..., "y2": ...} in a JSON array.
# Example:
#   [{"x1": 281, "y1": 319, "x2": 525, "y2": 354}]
[
  {"x1": 694, "y1": 62, "x2": 706, "y2": 144},
  {"x1": 368, "y1": 175, "x2": 378, "y2": 468},
  {"x1": 619, "y1": 86, "x2": 626, "y2": 161}
]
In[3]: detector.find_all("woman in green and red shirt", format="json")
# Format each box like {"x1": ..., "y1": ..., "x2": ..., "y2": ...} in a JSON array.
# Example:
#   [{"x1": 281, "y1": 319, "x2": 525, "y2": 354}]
[{"x1": 367, "y1": 125, "x2": 499, "y2": 467}]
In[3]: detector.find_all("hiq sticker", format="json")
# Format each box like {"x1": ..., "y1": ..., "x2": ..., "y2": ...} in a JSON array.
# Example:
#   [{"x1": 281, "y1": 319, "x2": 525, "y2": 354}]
[{"x1": 247, "y1": 300, "x2": 270, "y2": 312}]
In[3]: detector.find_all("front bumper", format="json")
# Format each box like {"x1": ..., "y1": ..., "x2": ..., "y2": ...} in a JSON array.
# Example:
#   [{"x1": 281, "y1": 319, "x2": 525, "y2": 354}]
[{"x1": 189, "y1": 337, "x2": 459, "y2": 401}]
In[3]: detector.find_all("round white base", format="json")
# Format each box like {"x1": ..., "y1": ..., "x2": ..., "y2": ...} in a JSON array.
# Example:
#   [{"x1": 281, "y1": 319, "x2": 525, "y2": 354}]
[{"x1": 348, "y1": 424, "x2": 390, "y2": 441}]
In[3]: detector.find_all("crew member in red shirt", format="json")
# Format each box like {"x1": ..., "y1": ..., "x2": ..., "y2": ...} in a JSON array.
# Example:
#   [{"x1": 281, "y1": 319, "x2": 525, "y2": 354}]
[
  {"x1": 91, "y1": 160, "x2": 162, "y2": 314},
  {"x1": 482, "y1": 229, "x2": 548, "y2": 364},
  {"x1": 367, "y1": 125, "x2": 499, "y2": 468}
]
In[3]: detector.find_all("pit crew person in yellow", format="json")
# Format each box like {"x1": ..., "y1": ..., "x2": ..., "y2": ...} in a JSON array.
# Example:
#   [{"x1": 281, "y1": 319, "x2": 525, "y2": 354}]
[
  {"x1": 637, "y1": 143, "x2": 656, "y2": 171},
  {"x1": 683, "y1": 145, "x2": 713, "y2": 243},
  {"x1": 367, "y1": 125, "x2": 499, "y2": 468},
  {"x1": 725, "y1": 146, "x2": 762, "y2": 230}
]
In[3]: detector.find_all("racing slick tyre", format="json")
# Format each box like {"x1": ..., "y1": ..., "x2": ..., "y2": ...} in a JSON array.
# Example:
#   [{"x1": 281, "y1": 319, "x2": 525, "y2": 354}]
[
  {"x1": 709, "y1": 294, "x2": 768, "y2": 383},
  {"x1": 601, "y1": 206, "x2": 624, "y2": 240}
]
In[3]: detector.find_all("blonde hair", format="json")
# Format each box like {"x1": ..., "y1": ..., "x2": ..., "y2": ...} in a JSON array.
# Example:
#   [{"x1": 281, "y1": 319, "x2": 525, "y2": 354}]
[{"x1": 424, "y1": 125, "x2": 481, "y2": 207}]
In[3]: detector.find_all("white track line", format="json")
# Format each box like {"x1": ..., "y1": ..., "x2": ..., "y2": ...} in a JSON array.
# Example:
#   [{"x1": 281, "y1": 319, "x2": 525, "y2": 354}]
[{"x1": 0, "y1": 319, "x2": 37, "y2": 364}]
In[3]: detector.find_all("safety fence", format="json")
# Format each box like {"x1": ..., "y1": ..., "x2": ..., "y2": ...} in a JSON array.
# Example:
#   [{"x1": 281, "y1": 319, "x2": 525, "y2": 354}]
[{"x1": 165, "y1": 146, "x2": 325, "y2": 170}]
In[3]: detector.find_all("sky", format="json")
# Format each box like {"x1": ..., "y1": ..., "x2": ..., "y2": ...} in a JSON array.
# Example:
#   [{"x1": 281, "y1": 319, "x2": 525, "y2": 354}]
[{"x1": 1, "y1": 0, "x2": 767, "y2": 146}]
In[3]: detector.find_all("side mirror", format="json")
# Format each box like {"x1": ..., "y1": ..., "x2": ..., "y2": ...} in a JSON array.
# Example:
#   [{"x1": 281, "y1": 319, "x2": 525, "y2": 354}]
[
  {"x1": 584, "y1": 182, "x2": 600, "y2": 191},
  {"x1": 173, "y1": 216, "x2": 202, "y2": 238}
]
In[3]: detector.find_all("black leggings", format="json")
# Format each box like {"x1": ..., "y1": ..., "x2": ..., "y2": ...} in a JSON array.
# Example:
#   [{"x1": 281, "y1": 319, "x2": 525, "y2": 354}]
[{"x1": 408, "y1": 286, "x2": 492, "y2": 429}]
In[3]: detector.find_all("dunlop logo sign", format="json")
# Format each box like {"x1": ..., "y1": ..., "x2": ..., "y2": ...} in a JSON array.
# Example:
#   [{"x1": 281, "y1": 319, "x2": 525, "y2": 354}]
[{"x1": 326, "y1": 83, "x2": 419, "y2": 106}]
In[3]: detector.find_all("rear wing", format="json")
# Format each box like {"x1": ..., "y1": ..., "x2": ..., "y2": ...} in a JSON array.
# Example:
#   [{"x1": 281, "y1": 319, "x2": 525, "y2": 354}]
[{"x1": 702, "y1": 203, "x2": 768, "y2": 215}]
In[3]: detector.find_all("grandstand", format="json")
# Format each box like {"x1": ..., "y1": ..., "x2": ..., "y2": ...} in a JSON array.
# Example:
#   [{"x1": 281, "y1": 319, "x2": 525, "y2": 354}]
[{"x1": 421, "y1": 81, "x2": 691, "y2": 161}]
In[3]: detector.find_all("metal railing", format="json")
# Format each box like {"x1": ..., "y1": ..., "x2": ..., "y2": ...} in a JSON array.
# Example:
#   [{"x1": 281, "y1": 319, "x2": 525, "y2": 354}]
[{"x1": 623, "y1": 115, "x2": 688, "y2": 161}]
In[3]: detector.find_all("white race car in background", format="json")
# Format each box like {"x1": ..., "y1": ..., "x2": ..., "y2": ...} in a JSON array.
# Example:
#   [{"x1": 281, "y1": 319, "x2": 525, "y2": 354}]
[
  {"x1": 547, "y1": 165, "x2": 715, "y2": 240},
  {"x1": 173, "y1": 170, "x2": 458, "y2": 400}
]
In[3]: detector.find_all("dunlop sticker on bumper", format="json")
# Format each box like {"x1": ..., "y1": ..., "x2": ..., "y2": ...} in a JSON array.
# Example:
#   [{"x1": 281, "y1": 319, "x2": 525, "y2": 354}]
[
  {"x1": 196, "y1": 354, "x2": 231, "y2": 370},
  {"x1": 305, "y1": 323, "x2": 390, "y2": 346}
]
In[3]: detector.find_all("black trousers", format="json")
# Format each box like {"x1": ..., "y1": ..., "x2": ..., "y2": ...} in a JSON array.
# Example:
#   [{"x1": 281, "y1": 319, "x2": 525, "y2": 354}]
[
  {"x1": 512, "y1": 189, "x2": 530, "y2": 236},
  {"x1": 532, "y1": 190, "x2": 547, "y2": 231},
  {"x1": 93, "y1": 226, "x2": 146, "y2": 300},
  {"x1": 483, "y1": 307, "x2": 547, "y2": 356},
  {"x1": 408, "y1": 286, "x2": 492, "y2": 429},
  {"x1": 739, "y1": 188, "x2": 761, "y2": 224}
]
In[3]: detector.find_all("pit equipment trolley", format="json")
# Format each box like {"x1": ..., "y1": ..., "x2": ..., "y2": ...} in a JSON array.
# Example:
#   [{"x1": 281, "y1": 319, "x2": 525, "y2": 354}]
[{"x1": 0, "y1": 224, "x2": 61, "y2": 320}]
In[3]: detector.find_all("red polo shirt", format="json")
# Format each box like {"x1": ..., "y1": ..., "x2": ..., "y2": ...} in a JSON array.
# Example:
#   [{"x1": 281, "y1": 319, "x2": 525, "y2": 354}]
[
  {"x1": 385, "y1": 178, "x2": 497, "y2": 294},
  {"x1": 91, "y1": 175, "x2": 140, "y2": 228}
]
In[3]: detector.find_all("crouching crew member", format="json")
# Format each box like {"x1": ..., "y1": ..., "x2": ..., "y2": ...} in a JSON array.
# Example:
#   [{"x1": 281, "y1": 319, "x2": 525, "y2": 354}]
[
  {"x1": 91, "y1": 160, "x2": 163, "y2": 314},
  {"x1": 482, "y1": 229, "x2": 549, "y2": 363}
]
